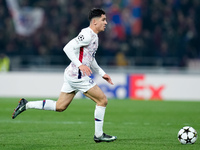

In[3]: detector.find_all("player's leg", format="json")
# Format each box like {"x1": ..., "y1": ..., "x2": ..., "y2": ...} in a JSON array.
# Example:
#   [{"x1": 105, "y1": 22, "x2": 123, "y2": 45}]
[
  {"x1": 12, "y1": 72, "x2": 76, "y2": 119},
  {"x1": 84, "y1": 84, "x2": 107, "y2": 107},
  {"x1": 12, "y1": 92, "x2": 75, "y2": 119},
  {"x1": 83, "y1": 85, "x2": 117, "y2": 142},
  {"x1": 27, "y1": 91, "x2": 76, "y2": 111},
  {"x1": 12, "y1": 97, "x2": 57, "y2": 119},
  {"x1": 84, "y1": 85, "x2": 106, "y2": 137},
  {"x1": 56, "y1": 91, "x2": 76, "y2": 112}
]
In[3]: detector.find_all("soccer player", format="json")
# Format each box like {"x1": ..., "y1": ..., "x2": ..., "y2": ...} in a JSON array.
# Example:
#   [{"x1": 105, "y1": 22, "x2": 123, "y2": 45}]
[{"x1": 12, "y1": 8, "x2": 117, "y2": 143}]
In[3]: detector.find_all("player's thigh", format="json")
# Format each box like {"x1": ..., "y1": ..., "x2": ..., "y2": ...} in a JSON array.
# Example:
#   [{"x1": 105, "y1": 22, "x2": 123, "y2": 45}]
[
  {"x1": 56, "y1": 92, "x2": 76, "y2": 111},
  {"x1": 84, "y1": 85, "x2": 107, "y2": 107}
]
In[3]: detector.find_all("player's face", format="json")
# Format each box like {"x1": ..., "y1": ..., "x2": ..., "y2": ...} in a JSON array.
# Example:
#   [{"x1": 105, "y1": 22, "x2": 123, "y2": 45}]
[{"x1": 96, "y1": 14, "x2": 107, "y2": 32}]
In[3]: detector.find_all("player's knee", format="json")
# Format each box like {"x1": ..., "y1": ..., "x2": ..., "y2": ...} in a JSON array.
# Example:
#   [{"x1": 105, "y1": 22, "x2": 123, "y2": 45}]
[
  {"x1": 98, "y1": 95, "x2": 108, "y2": 107},
  {"x1": 56, "y1": 104, "x2": 67, "y2": 112},
  {"x1": 56, "y1": 107, "x2": 66, "y2": 112},
  {"x1": 103, "y1": 99, "x2": 108, "y2": 106}
]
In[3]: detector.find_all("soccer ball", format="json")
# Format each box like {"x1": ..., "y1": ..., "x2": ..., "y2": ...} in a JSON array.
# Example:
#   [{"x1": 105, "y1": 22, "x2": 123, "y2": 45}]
[{"x1": 177, "y1": 126, "x2": 198, "y2": 144}]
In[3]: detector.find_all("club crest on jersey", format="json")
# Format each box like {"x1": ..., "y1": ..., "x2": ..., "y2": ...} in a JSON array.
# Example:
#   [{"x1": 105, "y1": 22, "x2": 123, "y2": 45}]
[{"x1": 78, "y1": 34, "x2": 84, "y2": 41}]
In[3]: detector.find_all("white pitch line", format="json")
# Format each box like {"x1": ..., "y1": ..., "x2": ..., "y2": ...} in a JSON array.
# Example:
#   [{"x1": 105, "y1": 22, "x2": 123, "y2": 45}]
[
  {"x1": 0, "y1": 120, "x2": 198, "y2": 126},
  {"x1": 0, "y1": 120, "x2": 88, "y2": 125}
]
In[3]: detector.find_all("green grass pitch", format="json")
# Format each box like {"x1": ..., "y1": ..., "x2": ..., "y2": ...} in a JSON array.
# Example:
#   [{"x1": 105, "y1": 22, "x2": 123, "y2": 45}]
[{"x1": 0, "y1": 97, "x2": 200, "y2": 150}]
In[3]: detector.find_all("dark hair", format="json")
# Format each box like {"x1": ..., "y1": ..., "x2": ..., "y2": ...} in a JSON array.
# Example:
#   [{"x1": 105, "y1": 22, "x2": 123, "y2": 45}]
[{"x1": 88, "y1": 8, "x2": 105, "y2": 21}]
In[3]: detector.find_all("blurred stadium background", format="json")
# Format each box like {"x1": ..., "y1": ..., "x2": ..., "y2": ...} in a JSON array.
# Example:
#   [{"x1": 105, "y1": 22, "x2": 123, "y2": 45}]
[
  {"x1": 0, "y1": 0, "x2": 199, "y2": 72},
  {"x1": 1, "y1": 0, "x2": 200, "y2": 100}
]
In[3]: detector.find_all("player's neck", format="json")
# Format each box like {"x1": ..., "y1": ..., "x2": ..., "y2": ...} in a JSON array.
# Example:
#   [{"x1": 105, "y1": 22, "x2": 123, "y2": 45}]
[{"x1": 89, "y1": 25, "x2": 99, "y2": 34}]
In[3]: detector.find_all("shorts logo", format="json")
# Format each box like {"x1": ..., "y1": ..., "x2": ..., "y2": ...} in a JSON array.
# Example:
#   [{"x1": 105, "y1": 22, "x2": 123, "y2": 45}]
[
  {"x1": 92, "y1": 51, "x2": 96, "y2": 57},
  {"x1": 78, "y1": 35, "x2": 84, "y2": 41},
  {"x1": 89, "y1": 79, "x2": 94, "y2": 84}
]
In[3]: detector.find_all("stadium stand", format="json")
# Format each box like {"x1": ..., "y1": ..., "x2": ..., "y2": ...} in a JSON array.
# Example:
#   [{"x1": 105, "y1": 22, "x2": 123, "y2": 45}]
[{"x1": 0, "y1": 0, "x2": 200, "y2": 70}]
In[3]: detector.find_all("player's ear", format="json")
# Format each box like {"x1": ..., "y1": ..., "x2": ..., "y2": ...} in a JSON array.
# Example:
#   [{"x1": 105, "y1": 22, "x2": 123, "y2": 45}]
[{"x1": 92, "y1": 18, "x2": 97, "y2": 25}]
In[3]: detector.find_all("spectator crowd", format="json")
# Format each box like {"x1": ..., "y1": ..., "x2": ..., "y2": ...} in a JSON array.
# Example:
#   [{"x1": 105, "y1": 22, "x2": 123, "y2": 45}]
[{"x1": 0, "y1": 0, "x2": 200, "y2": 68}]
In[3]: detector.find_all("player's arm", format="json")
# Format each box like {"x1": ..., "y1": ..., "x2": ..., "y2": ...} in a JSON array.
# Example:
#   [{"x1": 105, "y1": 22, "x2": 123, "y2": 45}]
[
  {"x1": 91, "y1": 59, "x2": 114, "y2": 85},
  {"x1": 63, "y1": 31, "x2": 92, "y2": 76},
  {"x1": 63, "y1": 40, "x2": 82, "y2": 67}
]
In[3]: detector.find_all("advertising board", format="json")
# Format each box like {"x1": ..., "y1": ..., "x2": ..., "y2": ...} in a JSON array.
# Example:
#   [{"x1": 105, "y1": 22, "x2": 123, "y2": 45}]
[{"x1": 0, "y1": 72, "x2": 200, "y2": 101}]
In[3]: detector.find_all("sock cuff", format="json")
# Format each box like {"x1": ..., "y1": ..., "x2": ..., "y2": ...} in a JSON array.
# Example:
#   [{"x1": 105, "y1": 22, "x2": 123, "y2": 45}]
[
  {"x1": 45, "y1": 99, "x2": 56, "y2": 111},
  {"x1": 95, "y1": 105, "x2": 106, "y2": 121},
  {"x1": 96, "y1": 105, "x2": 106, "y2": 110}
]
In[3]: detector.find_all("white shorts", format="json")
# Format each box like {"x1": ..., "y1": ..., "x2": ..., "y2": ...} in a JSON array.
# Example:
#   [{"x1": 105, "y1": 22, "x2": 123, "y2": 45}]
[{"x1": 61, "y1": 71, "x2": 96, "y2": 93}]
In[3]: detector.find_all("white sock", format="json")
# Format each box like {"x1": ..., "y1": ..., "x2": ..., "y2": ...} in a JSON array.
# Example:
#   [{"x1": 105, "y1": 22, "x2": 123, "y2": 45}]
[
  {"x1": 94, "y1": 105, "x2": 106, "y2": 137},
  {"x1": 26, "y1": 99, "x2": 56, "y2": 111}
]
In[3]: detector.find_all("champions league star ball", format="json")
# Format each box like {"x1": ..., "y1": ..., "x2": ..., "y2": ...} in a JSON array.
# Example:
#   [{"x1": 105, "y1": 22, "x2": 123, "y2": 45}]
[{"x1": 177, "y1": 126, "x2": 198, "y2": 144}]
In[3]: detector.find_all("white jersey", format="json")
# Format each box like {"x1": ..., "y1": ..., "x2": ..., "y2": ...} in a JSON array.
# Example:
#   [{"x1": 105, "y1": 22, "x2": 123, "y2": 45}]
[{"x1": 63, "y1": 27, "x2": 105, "y2": 79}]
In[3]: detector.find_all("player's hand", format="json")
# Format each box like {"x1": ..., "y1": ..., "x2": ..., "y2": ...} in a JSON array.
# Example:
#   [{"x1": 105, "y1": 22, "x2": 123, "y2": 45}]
[
  {"x1": 79, "y1": 65, "x2": 92, "y2": 76},
  {"x1": 102, "y1": 74, "x2": 114, "y2": 85}
]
